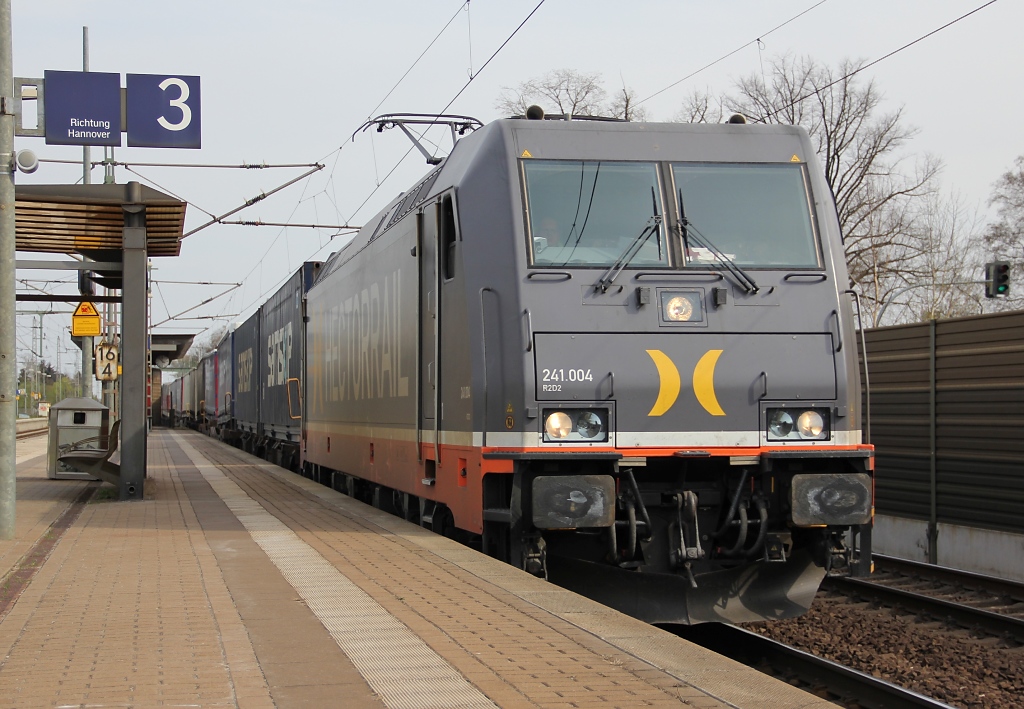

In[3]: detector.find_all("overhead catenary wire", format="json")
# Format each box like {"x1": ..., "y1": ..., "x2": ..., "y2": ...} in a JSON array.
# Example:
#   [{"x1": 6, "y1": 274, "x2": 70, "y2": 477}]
[
  {"x1": 234, "y1": 187, "x2": 313, "y2": 310},
  {"x1": 636, "y1": 0, "x2": 832, "y2": 107},
  {"x1": 186, "y1": 1, "x2": 513, "y2": 328},
  {"x1": 39, "y1": 158, "x2": 321, "y2": 170},
  {"x1": 181, "y1": 164, "x2": 324, "y2": 238},
  {"x1": 165, "y1": 1, "x2": 547, "y2": 340},
  {"x1": 218, "y1": 220, "x2": 360, "y2": 230},
  {"x1": 752, "y1": 0, "x2": 1000, "y2": 123},
  {"x1": 153, "y1": 280, "x2": 244, "y2": 286},
  {"x1": 431, "y1": 0, "x2": 547, "y2": 137},
  {"x1": 122, "y1": 165, "x2": 218, "y2": 219},
  {"x1": 163, "y1": 315, "x2": 240, "y2": 322},
  {"x1": 364, "y1": 1, "x2": 470, "y2": 120},
  {"x1": 152, "y1": 283, "x2": 242, "y2": 328},
  {"x1": 155, "y1": 282, "x2": 171, "y2": 324},
  {"x1": 465, "y1": 0, "x2": 474, "y2": 78},
  {"x1": 320, "y1": 0, "x2": 549, "y2": 225},
  {"x1": 234, "y1": 0, "x2": 472, "y2": 243}
]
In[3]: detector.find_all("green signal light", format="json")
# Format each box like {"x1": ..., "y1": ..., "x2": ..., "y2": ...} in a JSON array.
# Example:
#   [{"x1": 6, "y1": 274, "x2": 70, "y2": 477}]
[{"x1": 985, "y1": 261, "x2": 1011, "y2": 298}]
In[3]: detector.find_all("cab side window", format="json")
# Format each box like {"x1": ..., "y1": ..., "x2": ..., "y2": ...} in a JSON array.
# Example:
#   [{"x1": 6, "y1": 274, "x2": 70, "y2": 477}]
[{"x1": 440, "y1": 194, "x2": 458, "y2": 280}]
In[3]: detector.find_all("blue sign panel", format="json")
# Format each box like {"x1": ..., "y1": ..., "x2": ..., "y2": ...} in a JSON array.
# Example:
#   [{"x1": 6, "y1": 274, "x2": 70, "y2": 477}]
[
  {"x1": 126, "y1": 74, "x2": 201, "y2": 149},
  {"x1": 43, "y1": 70, "x2": 121, "y2": 146}
]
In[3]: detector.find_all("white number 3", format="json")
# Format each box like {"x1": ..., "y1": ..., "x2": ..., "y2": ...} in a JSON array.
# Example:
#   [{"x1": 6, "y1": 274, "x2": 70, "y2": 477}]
[{"x1": 157, "y1": 77, "x2": 192, "y2": 132}]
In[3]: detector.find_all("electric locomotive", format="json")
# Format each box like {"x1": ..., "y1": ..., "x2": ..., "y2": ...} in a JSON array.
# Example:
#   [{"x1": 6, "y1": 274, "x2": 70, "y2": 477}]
[{"x1": 301, "y1": 111, "x2": 874, "y2": 624}]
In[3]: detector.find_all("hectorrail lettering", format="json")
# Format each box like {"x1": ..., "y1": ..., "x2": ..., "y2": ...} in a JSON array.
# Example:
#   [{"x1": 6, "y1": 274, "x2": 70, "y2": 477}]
[{"x1": 312, "y1": 269, "x2": 408, "y2": 413}]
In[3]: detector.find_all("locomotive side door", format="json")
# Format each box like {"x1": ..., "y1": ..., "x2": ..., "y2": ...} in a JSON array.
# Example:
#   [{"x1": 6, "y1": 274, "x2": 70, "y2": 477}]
[{"x1": 418, "y1": 203, "x2": 440, "y2": 460}]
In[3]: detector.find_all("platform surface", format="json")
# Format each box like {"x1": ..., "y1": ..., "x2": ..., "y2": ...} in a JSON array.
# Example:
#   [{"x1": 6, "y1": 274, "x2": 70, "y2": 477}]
[{"x1": 0, "y1": 430, "x2": 834, "y2": 708}]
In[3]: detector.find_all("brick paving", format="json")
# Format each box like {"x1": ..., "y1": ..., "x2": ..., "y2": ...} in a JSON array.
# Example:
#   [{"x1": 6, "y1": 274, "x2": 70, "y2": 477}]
[
  {"x1": 0, "y1": 438, "x2": 87, "y2": 582},
  {"x1": 0, "y1": 430, "x2": 834, "y2": 709}
]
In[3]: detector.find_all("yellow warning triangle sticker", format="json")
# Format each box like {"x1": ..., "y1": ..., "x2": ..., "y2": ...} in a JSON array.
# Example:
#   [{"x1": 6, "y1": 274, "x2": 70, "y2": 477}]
[
  {"x1": 790, "y1": 154, "x2": 802, "y2": 162},
  {"x1": 74, "y1": 301, "x2": 99, "y2": 317},
  {"x1": 521, "y1": 150, "x2": 533, "y2": 158}
]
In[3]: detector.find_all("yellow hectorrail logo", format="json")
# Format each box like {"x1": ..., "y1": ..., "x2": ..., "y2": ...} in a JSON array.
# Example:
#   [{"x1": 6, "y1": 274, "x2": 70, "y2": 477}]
[{"x1": 645, "y1": 349, "x2": 725, "y2": 417}]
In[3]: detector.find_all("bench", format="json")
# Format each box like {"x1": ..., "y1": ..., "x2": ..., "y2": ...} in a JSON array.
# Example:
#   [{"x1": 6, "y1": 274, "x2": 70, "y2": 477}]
[{"x1": 58, "y1": 419, "x2": 121, "y2": 487}]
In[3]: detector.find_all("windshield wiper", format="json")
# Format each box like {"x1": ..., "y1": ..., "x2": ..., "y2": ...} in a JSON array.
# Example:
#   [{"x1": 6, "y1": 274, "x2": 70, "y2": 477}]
[
  {"x1": 677, "y1": 188, "x2": 759, "y2": 294},
  {"x1": 595, "y1": 188, "x2": 663, "y2": 293}
]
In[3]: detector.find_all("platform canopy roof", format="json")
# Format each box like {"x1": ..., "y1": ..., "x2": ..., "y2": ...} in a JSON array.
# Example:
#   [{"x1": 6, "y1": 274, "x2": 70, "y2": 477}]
[
  {"x1": 14, "y1": 183, "x2": 187, "y2": 257},
  {"x1": 151, "y1": 333, "x2": 196, "y2": 366}
]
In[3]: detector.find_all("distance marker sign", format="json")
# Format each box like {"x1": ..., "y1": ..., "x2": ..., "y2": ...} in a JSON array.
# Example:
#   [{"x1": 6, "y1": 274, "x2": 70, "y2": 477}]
[{"x1": 95, "y1": 343, "x2": 119, "y2": 382}]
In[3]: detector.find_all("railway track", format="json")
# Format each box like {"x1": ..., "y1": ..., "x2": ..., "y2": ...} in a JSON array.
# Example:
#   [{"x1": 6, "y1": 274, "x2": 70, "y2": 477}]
[
  {"x1": 16, "y1": 426, "x2": 47, "y2": 441},
  {"x1": 826, "y1": 555, "x2": 1024, "y2": 643},
  {"x1": 670, "y1": 622, "x2": 954, "y2": 709}
]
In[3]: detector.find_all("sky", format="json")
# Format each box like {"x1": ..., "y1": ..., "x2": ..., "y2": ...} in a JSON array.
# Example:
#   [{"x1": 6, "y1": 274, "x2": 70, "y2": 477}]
[{"x1": 10, "y1": 0, "x2": 1023, "y2": 380}]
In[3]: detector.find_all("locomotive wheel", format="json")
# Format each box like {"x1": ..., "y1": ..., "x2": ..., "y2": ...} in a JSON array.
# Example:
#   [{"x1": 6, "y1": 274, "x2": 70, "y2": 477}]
[{"x1": 432, "y1": 505, "x2": 457, "y2": 539}]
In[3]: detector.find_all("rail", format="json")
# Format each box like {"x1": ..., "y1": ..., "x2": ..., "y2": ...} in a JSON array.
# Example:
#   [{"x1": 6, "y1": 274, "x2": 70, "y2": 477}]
[
  {"x1": 673, "y1": 623, "x2": 955, "y2": 709},
  {"x1": 15, "y1": 418, "x2": 48, "y2": 439},
  {"x1": 826, "y1": 555, "x2": 1024, "y2": 643}
]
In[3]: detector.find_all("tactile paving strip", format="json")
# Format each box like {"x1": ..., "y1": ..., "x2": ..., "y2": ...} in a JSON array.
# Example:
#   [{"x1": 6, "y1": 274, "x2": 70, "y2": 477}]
[{"x1": 174, "y1": 433, "x2": 497, "y2": 709}]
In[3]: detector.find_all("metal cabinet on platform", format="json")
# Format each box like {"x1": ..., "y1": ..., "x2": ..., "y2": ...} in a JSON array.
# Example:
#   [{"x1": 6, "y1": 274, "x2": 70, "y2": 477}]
[{"x1": 46, "y1": 398, "x2": 109, "y2": 480}]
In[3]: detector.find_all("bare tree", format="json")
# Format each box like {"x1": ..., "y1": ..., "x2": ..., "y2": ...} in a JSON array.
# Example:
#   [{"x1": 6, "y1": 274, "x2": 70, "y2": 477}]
[
  {"x1": 982, "y1": 156, "x2": 1024, "y2": 309},
  {"x1": 682, "y1": 55, "x2": 945, "y2": 318},
  {"x1": 674, "y1": 88, "x2": 726, "y2": 124},
  {"x1": 608, "y1": 85, "x2": 650, "y2": 122},
  {"x1": 495, "y1": 69, "x2": 609, "y2": 118},
  {"x1": 900, "y1": 193, "x2": 986, "y2": 324}
]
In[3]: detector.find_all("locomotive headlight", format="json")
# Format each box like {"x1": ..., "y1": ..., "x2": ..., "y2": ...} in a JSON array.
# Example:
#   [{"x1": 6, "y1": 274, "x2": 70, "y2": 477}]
[
  {"x1": 797, "y1": 410, "x2": 825, "y2": 439},
  {"x1": 576, "y1": 410, "x2": 605, "y2": 438},
  {"x1": 766, "y1": 407, "x2": 830, "y2": 441},
  {"x1": 660, "y1": 291, "x2": 704, "y2": 324},
  {"x1": 768, "y1": 410, "x2": 795, "y2": 438},
  {"x1": 545, "y1": 411, "x2": 573, "y2": 439},
  {"x1": 543, "y1": 408, "x2": 610, "y2": 442},
  {"x1": 665, "y1": 296, "x2": 695, "y2": 321}
]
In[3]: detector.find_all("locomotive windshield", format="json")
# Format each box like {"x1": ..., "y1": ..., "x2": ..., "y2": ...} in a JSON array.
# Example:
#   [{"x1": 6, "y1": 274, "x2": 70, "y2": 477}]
[
  {"x1": 524, "y1": 160, "x2": 669, "y2": 268},
  {"x1": 673, "y1": 163, "x2": 820, "y2": 269}
]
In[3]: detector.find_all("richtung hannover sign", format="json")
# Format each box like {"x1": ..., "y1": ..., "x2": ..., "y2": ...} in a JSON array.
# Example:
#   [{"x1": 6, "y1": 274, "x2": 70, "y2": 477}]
[
  {"x1": 43, "y1": 70, "x2": 121, "y2": 146},
  {"x1": 41, "y1": 70, "x2": 202, "y2": 149}
]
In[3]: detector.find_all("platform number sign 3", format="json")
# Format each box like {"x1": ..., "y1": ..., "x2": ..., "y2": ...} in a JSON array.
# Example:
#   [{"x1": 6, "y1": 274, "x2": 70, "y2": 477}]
[
  {"x1": 126, "y1": 74, "x2": 202, "y2": 148},
  {"x1": 95, "y1": 343, "x2": 119, "y2": 382},
  {"x1": 156, "y1": 78, "x2": 192, "y2": 132}
]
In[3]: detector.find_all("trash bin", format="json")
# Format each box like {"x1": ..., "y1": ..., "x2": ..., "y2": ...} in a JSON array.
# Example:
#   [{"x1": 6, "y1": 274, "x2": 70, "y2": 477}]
[{"x1": 47, "y1": 398, "x2": 110, "y2": 479}]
